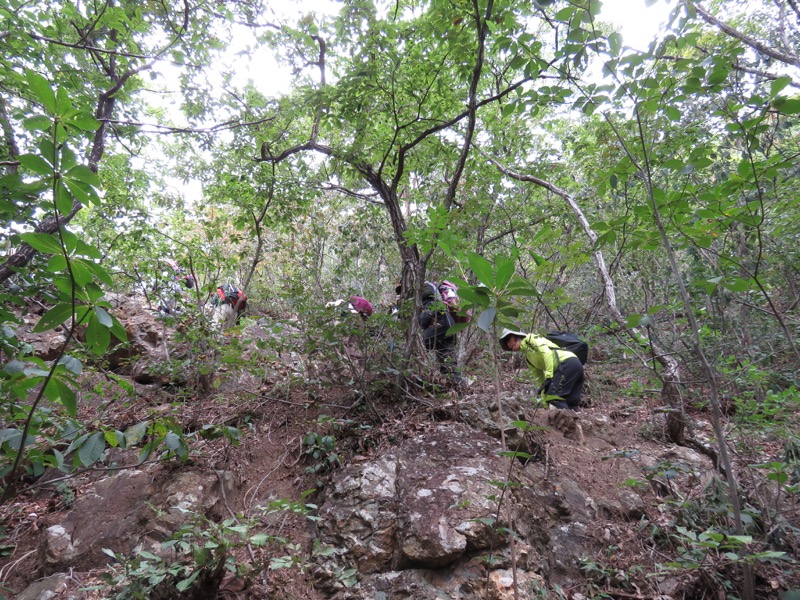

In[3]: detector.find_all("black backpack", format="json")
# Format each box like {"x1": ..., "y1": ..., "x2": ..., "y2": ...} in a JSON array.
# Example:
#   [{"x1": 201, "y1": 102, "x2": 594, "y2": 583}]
[{"x1": 544, "y1": 331, "x2": 589, "y2": 364}]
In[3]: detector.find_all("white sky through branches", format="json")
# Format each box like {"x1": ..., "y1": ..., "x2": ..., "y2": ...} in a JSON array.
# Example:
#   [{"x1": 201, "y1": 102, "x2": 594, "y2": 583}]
[{"x1": 152, "y1": 0, "x2": 674, "y2": 204}]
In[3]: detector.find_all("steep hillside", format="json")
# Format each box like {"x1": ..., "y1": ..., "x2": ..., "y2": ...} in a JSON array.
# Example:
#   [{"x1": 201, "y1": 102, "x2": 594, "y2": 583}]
[{"x1": 1, "y1": 297, "x2": 798, "y2": 600}]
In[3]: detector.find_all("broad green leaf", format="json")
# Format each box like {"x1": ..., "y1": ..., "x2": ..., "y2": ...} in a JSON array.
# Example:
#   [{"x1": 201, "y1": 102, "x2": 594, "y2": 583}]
[
  {"x1": 476, "y1": 307, "x2": 496, "y2": 333},
  {"x1": 47, "y1": 254, "x2": 68, "y2": 272},
  {"x1": 495, "y1": 256, "x2": 515, "y2": 290},
  {"x1": 23, "y1": 115, "x2": 52, "y2": 132},
  {"x1": 77, "y1": 431, "x2": 105, "y2": 466},
  {"x1": 103, "y1": 430, "x2": 119, "y2": 448},
  {"x1": 773, "y1": 98, "x2": 800, "y2": 115},
  {"x1": 66, "y1": 165, "x2": 100, "y2": 186},
  {"x1": 176, "y1": 570, "x2": 200, "y2": 592},
  {"x1": 60, "y1": 146, "x2": 77, "y2": 171},
  {"x1": 723, "y1": 277, "x2": 751, "y2": 293},
  {"x1": 55, "y1": 87, "x2": 72, "y2": 114},
  {"x1": 468, "y1": 251, "x2": 494, "y2": 288},
  {"x1": 76, "y1": 239, "x2": 103, "y2": 259},
  {"x1": 19, "y1": 232, "x2": 63, "y2": 254},
  {"x1": 125, "y1": 421, "x2": 149, "y2": 445},
  {"x1": 60, "y1": 229, "x2": 79, "y2": 254},
  {"x1": 70, "y1": 259, "x2": 94, "y2": 287},
  {"x1": 94, "y1": 306, "x2": 113, "y2": 327},
  {"x1": 58, "y1": 355, "x2": 83, "y2": 376},
  {"x1": 18, "y1": 154, "x2": 53, "y2": 176},
  {"x1": 769, "y1": 77, "x2": 792, "y2": 98},
  {"x1": 86, "y1": 314, "x2": 111, "y2": 355},
  {"x1": 78, "y1": 259, "x2": 113, "y2": 286},
  {"x1": 457, "y1": 286, "x2": 491, "y2": 308},
  {"x1": 54, "y1": 179, "x2": 74, "y2": 215},
  {"x1": 64, "y1": 179, "x2": 98, "y2": 206},
  {"x1": 446, "y1": 322, "x2": 470, "y2": 335},
  {"x1": 34, "y1": 303, "x2": 73, "y2": 332},
  {"x1": 529, "y1": 250, "x2": 547, "y2": 267},
  {"x1": 607, "y1": 32, "x2": 622, "y2": 56},
  {"x1": 665, "y1": 106, "x2": 681, "y2": 121},
  {"x1": 26, "y1": 70, "x2": 57, "y2": 114},
  {"x1": 109, "y1": 316, "x2": 128, "y2": 342},
  {"x1": 55, "y1": 379, "x2": 77, "y2": 416},
  {"x1": 65, "y1": 113, "x2": 101, "y2": 132}
]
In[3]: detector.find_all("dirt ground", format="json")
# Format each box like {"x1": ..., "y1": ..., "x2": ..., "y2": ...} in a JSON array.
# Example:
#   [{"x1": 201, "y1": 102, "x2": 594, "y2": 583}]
[{"x1": 1, "y1": 350, "x2": 797, "y2": 599}]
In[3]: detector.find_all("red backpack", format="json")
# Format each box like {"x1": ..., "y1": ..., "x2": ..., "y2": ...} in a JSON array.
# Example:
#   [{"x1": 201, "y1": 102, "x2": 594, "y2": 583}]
[{"x1": 216, "y1": 284, "x2": 247, "y2": 311}]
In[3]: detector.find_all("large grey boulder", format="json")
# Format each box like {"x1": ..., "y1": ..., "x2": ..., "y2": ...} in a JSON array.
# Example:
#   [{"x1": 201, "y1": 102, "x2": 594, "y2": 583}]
[
  {"x1": 316, "y1": 423, "x2": 553, "y2": 598},
  {"x1": 40, "y1": 467, "x2": 233, "y2": 575}
]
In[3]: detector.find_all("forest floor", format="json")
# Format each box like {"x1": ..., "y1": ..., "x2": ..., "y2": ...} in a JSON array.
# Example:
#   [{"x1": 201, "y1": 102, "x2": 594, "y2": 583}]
[{"x1": 1, "y1": 333, "x2": 797, "y2": 599}]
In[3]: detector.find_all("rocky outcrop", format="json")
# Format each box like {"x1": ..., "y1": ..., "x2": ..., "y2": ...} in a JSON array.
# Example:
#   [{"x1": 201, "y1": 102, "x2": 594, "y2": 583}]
[
  {"x1": 39, "y1": 466, "x2": 233, "y2": 576},
  {"x1": 314, "y1": 423, "x2": 559, "y2": 598}
]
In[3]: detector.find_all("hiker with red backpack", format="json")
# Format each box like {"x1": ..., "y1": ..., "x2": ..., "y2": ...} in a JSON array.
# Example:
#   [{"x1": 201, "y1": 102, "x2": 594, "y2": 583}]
[
  {"x1": 499, "y1": 329, "x2": 587, "y2": 411},
  {"x1": 419, "y1": 280, "x2": 469, "y2": 383},
  {"x1": 212, "y1": 283, "x2": 248, "y2": 327}
]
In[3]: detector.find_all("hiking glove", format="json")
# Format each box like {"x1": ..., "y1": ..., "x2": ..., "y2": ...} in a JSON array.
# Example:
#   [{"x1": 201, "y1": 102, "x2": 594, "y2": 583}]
[{"x1": 538, "y1": 379, "x2": 552, "y2": 395}]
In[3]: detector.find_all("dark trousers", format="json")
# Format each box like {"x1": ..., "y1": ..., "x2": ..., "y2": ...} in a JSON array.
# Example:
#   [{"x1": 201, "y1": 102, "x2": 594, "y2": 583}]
[
  {"x1": 425, "y1": 332, "x2": 457, "y2": 376},
  {"x1": 547, "y1": 357, "x2": 584, "y2": 410}
]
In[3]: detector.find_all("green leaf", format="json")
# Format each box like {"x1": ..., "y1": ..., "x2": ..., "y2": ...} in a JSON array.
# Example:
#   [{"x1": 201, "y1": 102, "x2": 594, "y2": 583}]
[
  {"x1": 18, "y1": 154, "x2": 54, "y2": 176},
  {"x1": 665, "y1": 106, "x2": 681, "y2": 121},
  {"x1": 458, "y1": 286, "x2": 491, "y2": 307},
  {"x1": 555, "y1": 6, "x2": 576, "y2": 20},
  {"x1": 468, "y1": 251, "x2": 494, "y2": 288},
  {"x1": 607, "y1": 32, "x2": 622, "y2": 56},
  {"x1": 769, "y1": 77, "x2": 792, "y2": 98},
  {"x1": 77, "y1": 431, "x2": 105, "y2": 466},
  {"x1": 65, "y1": 165, "x2": 100, "y2": 186},
  {"x1": 23, "y1": 115, "x2": 52, "y2": 132},
  {"x1": 78, "y1": 259, "x2": 113, "y2": 286},
  {"x1": 125, "y1": 421, "x2": 149, "y2": 445},
  {"x1": 109, "y1": 315, "x2": 128, "y2": 342},
  {"x1": 64, "y1": 179, "x2": 99, "y2": 206},
  {"x1": 529, "y1": 250, "x2": 547, "y2": 266},
  {"x1": 94, "y1": 305, "x2": 113, "y2": 327},
  {"x1": 19, "y1": 232, "x2": 63, "y2": 254},
  {"x1": 446, "y1": 322, "x2": 470, "y2": 335},
  {"x1": 773, "y1": 98, "x2": 800, "y2": 115},
  {"x1": 723, "y1": 277, "x2": 751, "y2": 293},
  {"x1": 26, "y1": 70, "x2": 57, "y2": 114},
  {"x1": 34, "y1": 303, "x2": 73, "y2": 332},
  {"x1": 495, "y1": 255, "x2": 515, "y2": 290},
  {"x1": 57, "y1": 355, "x2": 83, "y2": 375},
  {"x1": 55, "y1": 379, "x2": 77, "y2": 416},
  {"x1": 54, "y1": 179, "x2": 74, "y2": 215},
  {"x1": 86, "y1": 314, "x2": 111, "y2": 356},
  {"x1": 176, "y1": 570, "x2": 200, "y2": 592},
  {"x1": 65, "y1": 113, "x2": 101, "y2": 132}
]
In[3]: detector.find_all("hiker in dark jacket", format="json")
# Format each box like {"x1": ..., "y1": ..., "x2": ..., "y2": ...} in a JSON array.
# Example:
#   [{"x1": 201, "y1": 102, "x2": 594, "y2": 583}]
[
  {"x1": 419, "y1": 280, "x2": 465, "y2": 380},
  {"x1": 499, "y1": 329, "x2": 585, "y2": 410}
]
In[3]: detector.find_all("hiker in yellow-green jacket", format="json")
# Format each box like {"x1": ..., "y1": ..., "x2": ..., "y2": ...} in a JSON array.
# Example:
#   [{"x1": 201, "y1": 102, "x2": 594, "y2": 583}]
[{"x1": 499, "y1": 329, "x2": 585, "y2": 411}]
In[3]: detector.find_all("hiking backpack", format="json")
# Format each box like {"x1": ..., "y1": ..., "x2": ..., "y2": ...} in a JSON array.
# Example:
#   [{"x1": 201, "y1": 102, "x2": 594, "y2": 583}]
[
  {"x1": 217, "y1": 283, "x2": 247, "y2": 310},
  {"x1": 544, "y1": 331, "x2": 589, "y2": 364}
]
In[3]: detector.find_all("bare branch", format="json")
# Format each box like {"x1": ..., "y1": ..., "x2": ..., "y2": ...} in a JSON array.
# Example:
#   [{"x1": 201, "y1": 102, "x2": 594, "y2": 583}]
[{"x1": 688, "y1": 1, "x2": 800, "y2": 68}]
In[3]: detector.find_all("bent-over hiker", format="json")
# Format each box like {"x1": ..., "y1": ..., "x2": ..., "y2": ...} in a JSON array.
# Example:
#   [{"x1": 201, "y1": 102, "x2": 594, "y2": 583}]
[
  {"x1": 212, "y1": 283, "x2": 247, "y2": 327},
  {"x1": 499, "y1": 329, "x2": 585, "y2": 411}
]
